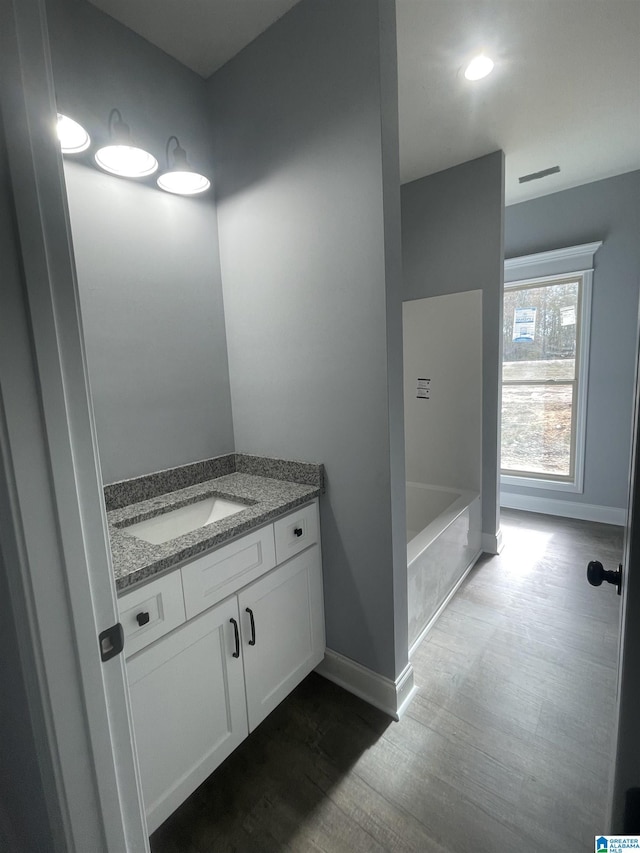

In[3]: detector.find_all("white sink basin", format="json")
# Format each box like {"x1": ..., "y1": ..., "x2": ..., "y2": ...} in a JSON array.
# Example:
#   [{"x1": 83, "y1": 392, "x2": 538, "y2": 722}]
[{"x1": 123, "y1": 496, "x2": 248, "y2": 545}]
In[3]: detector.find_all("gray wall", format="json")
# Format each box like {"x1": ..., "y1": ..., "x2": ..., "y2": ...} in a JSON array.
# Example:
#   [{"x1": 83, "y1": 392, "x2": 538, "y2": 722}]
[
  {"x1": 377, "y1": 0, "x2": 408, "y2": 678},
  {"x1": 504, "y1": 171, "x2": 640, "y2": 512},
  {"x1": 46, "y1": 0, "x2": 234, "y2": 483},
  {"x1": 208, "y1": 0, "x2": 407, "y2": 679},
  {"x1": 401, "y1": 152, "x2": 505, "y2": 544}
]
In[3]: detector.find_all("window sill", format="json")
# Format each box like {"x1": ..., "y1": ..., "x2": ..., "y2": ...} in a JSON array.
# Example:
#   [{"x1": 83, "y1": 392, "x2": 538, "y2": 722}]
[{"x1": 500, "y1": 473, "x2": 583, "y2": 494}]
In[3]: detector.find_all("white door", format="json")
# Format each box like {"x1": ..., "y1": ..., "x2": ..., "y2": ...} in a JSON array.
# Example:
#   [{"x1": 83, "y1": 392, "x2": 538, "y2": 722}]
[
  {"x1": 239, "y1": 545, "x2": 325, "y2": 731},
  {"x1": 606, "y1": 342, "x2": 640, "y2": 832},
  {"x1": 127, "y1": 596, "x2": 249, "y2": 834},
  {"x1": 0, "y1": 1, "x2": 147, "y2": 849}
]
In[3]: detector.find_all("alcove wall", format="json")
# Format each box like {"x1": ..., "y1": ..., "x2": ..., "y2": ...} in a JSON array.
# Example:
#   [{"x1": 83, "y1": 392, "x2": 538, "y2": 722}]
[{"x1": 403, "y1": 290, "x2": 482, "y2": 492}]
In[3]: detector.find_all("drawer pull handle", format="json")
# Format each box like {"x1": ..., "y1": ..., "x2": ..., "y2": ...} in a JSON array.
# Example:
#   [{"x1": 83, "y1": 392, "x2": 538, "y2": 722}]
[
  {"x1": 246, "y1": 608, "x2": 256, "y2": 646},
  {"x1": 136, "y1": 611, "x2": 150, "y2": 627},
  {"x1": 293, "y1": 527, "x2": 303, "y2": 538},
  {"x1": 230, "y1": 618, "x2": 240, "y2": 658}
]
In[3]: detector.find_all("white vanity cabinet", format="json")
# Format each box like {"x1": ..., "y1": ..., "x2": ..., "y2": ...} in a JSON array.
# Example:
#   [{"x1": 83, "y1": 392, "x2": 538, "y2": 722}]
[
  {"x1": 118, "y1": 499, "x2": 324, "y2": 835},
  {"x1": 239, "y1": 543, "x2": 323, "y2": 731},
  {"x1": 126, "y1": 595, "x2": 248, "y2": 833}
]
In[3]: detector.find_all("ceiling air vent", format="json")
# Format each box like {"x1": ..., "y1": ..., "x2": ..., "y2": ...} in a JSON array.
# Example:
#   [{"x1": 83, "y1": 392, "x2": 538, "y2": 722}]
[{"x1": 519, "y1": 165, "x2": 560, "y2": 184}]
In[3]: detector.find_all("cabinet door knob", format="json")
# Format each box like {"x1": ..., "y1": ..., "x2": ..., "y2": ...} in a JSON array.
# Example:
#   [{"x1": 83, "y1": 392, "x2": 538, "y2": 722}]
[
  {"x1": 293, "y1": 527, "x2": 303, "y2": 538},
  {"x1": 245, "y1": 607, "x2": 256, "y2": 646},
  {"x1": 136, "y1": 611, "x2": 150, "y2": 627},
  {"x1": 229, "y1": 618, "x2": 240, "y2": 658}
]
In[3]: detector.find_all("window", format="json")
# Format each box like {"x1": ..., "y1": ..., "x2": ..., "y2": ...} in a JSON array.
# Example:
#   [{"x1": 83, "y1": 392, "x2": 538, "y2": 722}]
[{"x1": 501, "y1": 242, "x2": 601, "y2": 493}]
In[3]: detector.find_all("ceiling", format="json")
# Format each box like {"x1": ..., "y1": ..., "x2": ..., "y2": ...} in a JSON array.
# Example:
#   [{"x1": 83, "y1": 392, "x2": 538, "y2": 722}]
[
  {"x1": 397, "y1": 0, "x2": 640, "y2": 204},
  {"x1": 87, "y1": 0, "x2": 301, "y2": 78},
  {"x1": 88, "y1": 0, "x2": 640, "y2": 205}
]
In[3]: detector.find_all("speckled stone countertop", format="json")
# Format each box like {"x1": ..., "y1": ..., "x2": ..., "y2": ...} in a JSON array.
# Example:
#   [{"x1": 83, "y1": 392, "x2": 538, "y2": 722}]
[{"x1": 107, "y1": 456, "x2": 323, "y2": 593}]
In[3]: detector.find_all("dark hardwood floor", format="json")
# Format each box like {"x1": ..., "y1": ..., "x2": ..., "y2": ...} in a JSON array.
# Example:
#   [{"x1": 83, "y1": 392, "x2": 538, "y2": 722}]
[{"x1": 150, "y1": 509, "x2": 623, "y2": 852}]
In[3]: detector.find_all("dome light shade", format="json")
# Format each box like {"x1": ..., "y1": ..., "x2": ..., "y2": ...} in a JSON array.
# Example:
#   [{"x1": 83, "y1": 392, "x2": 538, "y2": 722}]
[
  {"x1": 157, "y1": 171, "x2": 210, "y2": 195},
  {"x1": 94, "y1": 109, "x2": 158, "y2": 178},
  {"x1": 157, "y1": 136, "x2": 210, "y2": 196},
  {"x1": 95, "y1": 144, "x2": 158, "y2": 178},
  {"x1": 464, "y1": 54, "x2": 494, "y2": 81},
  {"x1": 57, "y1": 113, "x2": 90, "y2": 153}
]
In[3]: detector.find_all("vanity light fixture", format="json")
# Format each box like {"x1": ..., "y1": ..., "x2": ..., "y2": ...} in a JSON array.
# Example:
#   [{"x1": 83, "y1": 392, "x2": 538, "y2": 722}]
[
  {"x1": 464, "y1": 54, "x2": 494, "y2": 81},
  {"x1": 94, "y1": 108, "x2": 158, "y2": 178},
  {"x1": 57, "y1": 113, "x2": 90, "y2": 154},
  {"x1": 157, "y1": 136, "x2": 210, "y2": 195}
]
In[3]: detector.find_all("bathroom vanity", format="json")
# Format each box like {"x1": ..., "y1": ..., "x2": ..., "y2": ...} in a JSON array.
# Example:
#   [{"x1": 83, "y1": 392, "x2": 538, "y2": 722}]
[{"x1": 106, "y1": 455, "x2": 325, "y2": 833}]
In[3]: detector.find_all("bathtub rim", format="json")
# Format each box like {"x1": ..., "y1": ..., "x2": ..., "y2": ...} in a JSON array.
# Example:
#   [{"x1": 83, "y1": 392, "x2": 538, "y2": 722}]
[{"x1": 406, "y1": 482, "x2": 480, "y2": 567}]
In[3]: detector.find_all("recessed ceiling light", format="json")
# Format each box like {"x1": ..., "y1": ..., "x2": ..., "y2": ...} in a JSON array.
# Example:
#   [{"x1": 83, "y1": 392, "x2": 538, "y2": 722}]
[{"x1": 464, "y1": 54, "x2": 494, "y2": 81}]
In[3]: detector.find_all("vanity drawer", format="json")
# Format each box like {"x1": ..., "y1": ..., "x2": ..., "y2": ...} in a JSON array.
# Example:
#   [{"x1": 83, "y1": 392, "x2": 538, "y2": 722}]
[
  {"x1": 273, "y1": 502, "x2": 319, "y2": 564},
  {"x1": 118, "y1": 571, "x2": 186, "y2": 658},
  {"x1": 182, "y1": 525, "x2": 276, "y2": 620}
]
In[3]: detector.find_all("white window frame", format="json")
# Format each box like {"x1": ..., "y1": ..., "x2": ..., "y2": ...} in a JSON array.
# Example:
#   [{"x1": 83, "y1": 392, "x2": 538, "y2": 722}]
[{"x1": 501, "y1": 242, "x2": 601, "y2": 493}]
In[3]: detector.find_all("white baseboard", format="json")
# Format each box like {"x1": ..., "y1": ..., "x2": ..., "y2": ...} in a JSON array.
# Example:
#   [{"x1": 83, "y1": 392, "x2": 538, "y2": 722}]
[
  {"x1": 481, "y1": 528, "x2": 504, "y2": 555},
  {"x1": 409, "y1": 547, "x2": 483, "y2": 658},
  {"x1": 500, "y1": 492, "x2": 626, "y2": 527},
  {"x1": 315, "y1": 649, "x2": 418, "y2": 721}
]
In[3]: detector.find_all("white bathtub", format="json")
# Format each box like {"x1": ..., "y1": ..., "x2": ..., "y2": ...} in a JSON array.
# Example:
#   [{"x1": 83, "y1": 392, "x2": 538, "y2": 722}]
[{"x1": 407, "y1": 482, "x2": 482, "y2": 655}]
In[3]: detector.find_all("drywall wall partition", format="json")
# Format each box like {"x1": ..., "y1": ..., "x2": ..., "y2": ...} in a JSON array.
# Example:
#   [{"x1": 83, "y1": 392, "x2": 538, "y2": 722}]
[
  {"x1": 208, "y1": 0, "x2": 407, "y2": 680},
  {"x1": 503, "y1": 170, "x2": 640, "y2": 516},
  {"x1": 45, "y1": 0, "x2": 234, "y2": 483},
  {"x1": 377, "y1": 0, "x2": 409, "y2": 680},
  {"x1": 401, "y1": 151, "x2": 505, "y2": 549},
  {"x1": 403, "y1": 291, "x2": 482, "y2": 491}
]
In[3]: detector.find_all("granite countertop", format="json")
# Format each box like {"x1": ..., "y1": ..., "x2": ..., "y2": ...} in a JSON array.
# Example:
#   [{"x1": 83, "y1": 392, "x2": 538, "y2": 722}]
[{"x1": 108, "y1": 462, "x2": 322, "y2": 593}]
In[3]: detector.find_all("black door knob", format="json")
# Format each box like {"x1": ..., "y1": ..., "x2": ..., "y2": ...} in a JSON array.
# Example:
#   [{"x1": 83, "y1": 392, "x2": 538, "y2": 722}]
[{"x1": 587, "y1": 560, "x2": 622, "y2": 595}]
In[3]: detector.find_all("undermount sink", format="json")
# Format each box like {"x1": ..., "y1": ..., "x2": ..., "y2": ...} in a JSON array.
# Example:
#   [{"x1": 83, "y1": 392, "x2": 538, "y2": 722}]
[{"x1": 122, "y1": 496, "x2": 248, "y2": 545}]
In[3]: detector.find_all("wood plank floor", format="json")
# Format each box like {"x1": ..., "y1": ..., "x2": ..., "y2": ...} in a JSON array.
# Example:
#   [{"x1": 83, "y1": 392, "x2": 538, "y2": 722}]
[{"x1": 150, "y1": 509, "x2": 623, "y2": 852}]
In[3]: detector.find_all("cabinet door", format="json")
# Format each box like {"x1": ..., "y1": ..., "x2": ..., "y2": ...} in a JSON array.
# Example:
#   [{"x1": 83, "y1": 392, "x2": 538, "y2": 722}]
[
  {"x1": 239, "y1": 544, "x2": 325, "y2": 731},
  {"x1": 126, "y1": 596, "x2": 249, "y2": 834}
]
